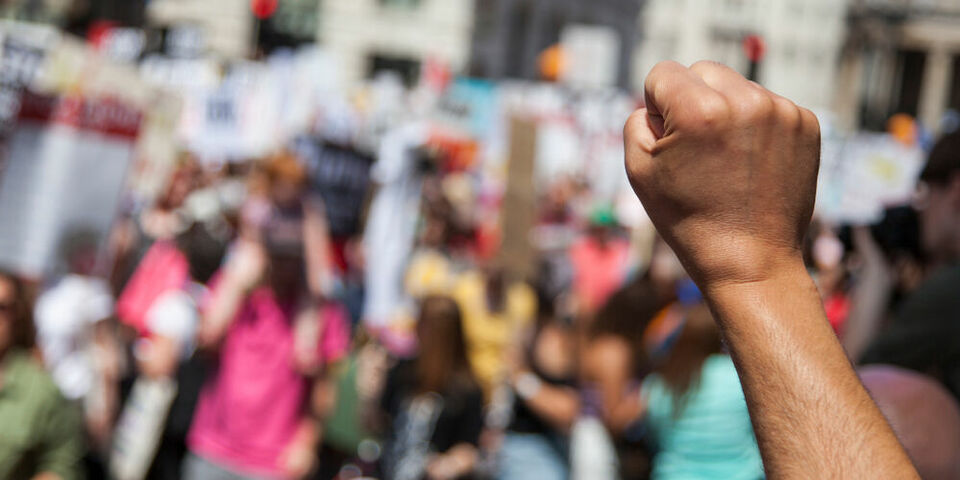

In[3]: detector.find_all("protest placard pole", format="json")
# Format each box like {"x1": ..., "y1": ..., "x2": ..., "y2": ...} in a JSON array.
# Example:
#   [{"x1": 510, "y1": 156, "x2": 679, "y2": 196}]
[{"x1": 497, "y1": 116, "x2": 537, "y2": 282}]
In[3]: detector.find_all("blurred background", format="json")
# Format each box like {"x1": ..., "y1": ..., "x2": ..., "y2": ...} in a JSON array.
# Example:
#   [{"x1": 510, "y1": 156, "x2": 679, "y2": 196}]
[{"x1": 0, "y1": 1, "x2": 959, "y2": 480}]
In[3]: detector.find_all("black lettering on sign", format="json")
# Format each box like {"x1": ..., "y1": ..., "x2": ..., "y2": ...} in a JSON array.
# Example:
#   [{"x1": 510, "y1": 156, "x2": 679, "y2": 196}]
[{"x1": 297, "y1": 137, "x2": 373, "y2": 237}]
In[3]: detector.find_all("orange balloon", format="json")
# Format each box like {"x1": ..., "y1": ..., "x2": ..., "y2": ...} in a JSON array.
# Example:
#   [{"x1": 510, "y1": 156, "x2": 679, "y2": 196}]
[
  {"x1": 887, "y1": 113, "x2": 916, "y2": 146},
  {"x1": 538, "y1": 45, "x2": 566, "y2": 82}
]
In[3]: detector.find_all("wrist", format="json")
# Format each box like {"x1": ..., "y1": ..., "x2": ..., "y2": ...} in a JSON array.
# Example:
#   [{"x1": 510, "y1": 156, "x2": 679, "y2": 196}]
[
  {"x1": 698, "y1": 254, "x2": 808, "y2": 299},
  {"x1": 514, "y1": 371, "x2": 543, "y2": 400},
  {"x1": 702, "y1": 258, "x2": 824, "y2": 332}
]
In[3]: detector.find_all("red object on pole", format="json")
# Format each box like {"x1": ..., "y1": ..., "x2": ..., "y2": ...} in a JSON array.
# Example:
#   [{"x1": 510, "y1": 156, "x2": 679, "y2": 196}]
[
  {"x1": 251, "y1": 0, "x2": 279, "y2": 19},
  {"x1": 87, "y1": 20, "x2": 116, "y2": 50},
  {"x1": 742, "y1": 34, "x2": 766, "y2": 63}
]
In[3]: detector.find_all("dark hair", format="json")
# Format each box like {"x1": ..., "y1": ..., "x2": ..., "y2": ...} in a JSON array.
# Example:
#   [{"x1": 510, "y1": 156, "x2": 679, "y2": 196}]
[
  {"x1": 592, "y1": 278, "x2": 669, "y2": 371},
  {"x1": 176, "y1": 223, "x2": 228, "y2": 284},
  {"x1": 0, "y1": 270, "x2": 36, "y2": 351},
  {"x1": 415, "y1": 296, "x2": 477, "y2": 394},
  {"x1": 920, "y1": 131, "x2": 960, "y2": 185},
  {"x1": 656, "y1": 303, "x2": 723, "y2": 414}
]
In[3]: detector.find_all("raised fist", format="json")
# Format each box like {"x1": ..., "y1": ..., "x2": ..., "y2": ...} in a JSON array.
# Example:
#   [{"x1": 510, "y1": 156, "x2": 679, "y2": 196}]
[{"x1": 624, "y1": 61, "x2": 820, "y2": 289}]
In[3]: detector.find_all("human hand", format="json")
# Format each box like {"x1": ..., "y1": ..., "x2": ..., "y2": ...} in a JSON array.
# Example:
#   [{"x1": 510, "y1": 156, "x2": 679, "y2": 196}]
[
  {"x1": 624, "y1": 61, "x2": 820, "y2": 290},
  {"x1": 279, "y1": 426, "x2": 317, "y2": 479},
  {"x1": 224, "y1": 239, "x2": 267, "y2": 291}
]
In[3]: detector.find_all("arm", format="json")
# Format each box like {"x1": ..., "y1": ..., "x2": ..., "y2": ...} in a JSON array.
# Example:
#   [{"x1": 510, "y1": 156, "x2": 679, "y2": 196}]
[
  {"x1": 425, "y1": 444, "x2": 478, "y2": 480},
  {"x1": 842, "y1": 226, "x2": 894, "y2": 360},
  {"x1": 35, "y1": 394, "x2": 84, "y2": 480},
  {"x1": 624, "y1": 60, "x2": 917, "y2": 478},
  {"x1": 198, "y1": 240, "x2": 265, "y2": 349},
  {"x1": 582, "y1": 336, "x2": 642, "y2": 435},
  {"x1": 512, "y1": 371, "x2": 581, "y2": 432}
]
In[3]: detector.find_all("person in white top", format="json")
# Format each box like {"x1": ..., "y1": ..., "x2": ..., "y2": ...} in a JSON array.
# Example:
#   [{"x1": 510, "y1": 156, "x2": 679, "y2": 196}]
[{"x1": 34, "y1": 230, "x2": 120, "y2": 451}]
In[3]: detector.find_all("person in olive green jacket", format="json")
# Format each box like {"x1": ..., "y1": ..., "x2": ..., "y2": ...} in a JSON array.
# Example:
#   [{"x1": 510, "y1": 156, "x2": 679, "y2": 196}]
[{"x1": 0, "y1": 270, "x2": 84, "y2": 480}]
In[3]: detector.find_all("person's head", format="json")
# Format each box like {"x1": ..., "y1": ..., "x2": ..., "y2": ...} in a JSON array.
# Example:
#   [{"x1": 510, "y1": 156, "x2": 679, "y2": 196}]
[
  {"x1": 262, "y1": 151, "x2": 307, "y2": 209},
  {"x1": 176, "y1": 222, "x2": 228, "y2": 284},
  {"x1": 860, "y1": 365, "x2": 960, "y2": 480},
  {"x1": 592, "y1": 278, "x2": 669, "y2": 371},
  {"x1": 0, "y1": 270, "x2": 35, "y2": 357},
  {"x1": 262, "y1": 218, "x2": 306, "y2": 299},
  {"x1": 59, "y1": 228, "x2": 100, "y2": 275},
  {"x1": 158, "y1": 155, "x2": 201, "y2": 211},
  {"x1": 654, "y1": 303, "x2": 723, "y2": 408},
  {"x1": 917, "y1": 131, "x2": 960, "y2": 263},
  {"x1": 414, "y1": 295, "x2": 475, "y2": 394}
]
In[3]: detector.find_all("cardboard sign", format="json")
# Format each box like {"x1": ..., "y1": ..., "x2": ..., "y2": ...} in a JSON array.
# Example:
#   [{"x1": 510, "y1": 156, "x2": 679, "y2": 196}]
[{"x1": 497, "y1": 117, "x2": 537, "y2": 281}]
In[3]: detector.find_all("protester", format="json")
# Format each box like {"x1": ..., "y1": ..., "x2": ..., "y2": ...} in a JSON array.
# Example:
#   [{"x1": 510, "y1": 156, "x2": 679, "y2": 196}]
[
  {"x1": 854, "y1": 131, "x2": 960, "y2": 400},
  {"x1": 33, "y1": 230, "x2": 119, "y2": 457},
  {"x1": 640, "y1": 303, "x2": 763, "y2": 479},
  {"x1": 375, "y1": 296, "x2": 484, "y2": 480},
  {"x1": 568, "y1": 207, "x2": 631, "y2": 316},
  {"x1": 582, "y1": 278, "x2": 667, "y2": 479},
  {"x1": 111, "y1": 222, "x2": 228, "y2": 480},
  {"x1": 498, "y1": 304, "x2": 578, "y2": 480},
  {"x1": 451, "y1": 266, "x2": 536, "y2": 398},
  {"x1": 0, "y1": 270, "x2": 85, "y2": 480},
  {"x1": 623, "y1": 60, "x2": 917, "y2": 478},
  {"x1": 184, "y1": 220, "x2": 348, "y2": 479}
]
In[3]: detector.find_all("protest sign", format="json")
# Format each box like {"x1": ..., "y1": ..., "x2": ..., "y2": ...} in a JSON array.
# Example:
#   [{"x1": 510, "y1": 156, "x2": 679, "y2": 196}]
[
  {"x1": 816, "y1": 133, "x2": 925, "y2": 224},
  {"x1": 294, "y1": 137, "x2": 374, "y2": 237},
  {"x1": 0, "y1": 91, "x2": 141, "y2": 276}
]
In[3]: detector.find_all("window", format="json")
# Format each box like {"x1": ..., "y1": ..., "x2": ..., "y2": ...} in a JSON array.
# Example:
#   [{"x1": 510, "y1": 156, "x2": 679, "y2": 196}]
[
  {"x1": 368, "y1": 54, "x2": 421, "y2": 87},
  {"x1": 379, "y1": 0, "x2": 423, "y2": 8}
]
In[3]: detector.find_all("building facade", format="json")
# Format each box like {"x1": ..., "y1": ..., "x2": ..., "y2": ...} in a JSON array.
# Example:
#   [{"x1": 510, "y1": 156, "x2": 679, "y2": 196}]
[
  {"x1": 468, "y1": 0, "x2": 642, "y2": 89},
  {"x1": 146, "y1": 0, "x2": 254, "y2": 59},
  {"x1": 635, "y1": 0, "x2": 849, "y2": 112},
  {"x1": 835, "y1": 0, "x2": 960, "y2": 132},
  {"x1": 319, "y1": 0, "x2": 476, "y2": 87}
]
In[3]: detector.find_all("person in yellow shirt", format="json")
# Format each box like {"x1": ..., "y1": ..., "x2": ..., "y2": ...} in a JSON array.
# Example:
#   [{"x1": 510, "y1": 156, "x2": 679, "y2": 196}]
[{"x1": 451, "y1": 267, "x2": 536, "y2": 397}]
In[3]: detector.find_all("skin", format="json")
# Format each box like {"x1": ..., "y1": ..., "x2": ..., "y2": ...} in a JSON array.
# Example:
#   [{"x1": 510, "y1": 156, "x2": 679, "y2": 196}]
[
  {"x1": 510, "y1": 325, "x2": 580, "y2": 432},
  {"x1": 581, "y1": 335, "x2": 642, "y2": 435},
  {"x1": 919, "y1": 176, "x2": 960, "y2": 265},
  {"x1": 197, "y1": 239, "x2": 328, "y2": 479},
  {"x1": 860, "y1": 366, "x2": 960, "y2": 480},
  {"x1": 0, "y1": 277, "x2": 12, "y2": 362},
  {"x1": 624, "y1": 60, "x2": 918, "y2": 478}
]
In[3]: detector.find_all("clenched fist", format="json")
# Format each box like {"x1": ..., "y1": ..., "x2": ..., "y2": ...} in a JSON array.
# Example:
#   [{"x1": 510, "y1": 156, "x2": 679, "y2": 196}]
[{"x1": 624, "y1": 60, "x2": 820, "y2": 290}]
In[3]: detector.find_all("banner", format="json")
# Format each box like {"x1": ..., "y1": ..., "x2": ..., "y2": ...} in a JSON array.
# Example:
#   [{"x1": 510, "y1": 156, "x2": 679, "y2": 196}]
[{"x1": 0, "y1": 91, "x2": 141, "y2": 276}]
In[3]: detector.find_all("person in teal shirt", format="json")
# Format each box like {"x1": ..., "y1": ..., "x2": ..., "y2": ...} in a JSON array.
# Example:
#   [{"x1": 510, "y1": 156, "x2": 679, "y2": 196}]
[
  {"x1": 641, "y1": 303, "x2": 763, "y2": 480},
  {"x1": 0, "y1": 270, "x2": 84, "y2": 480}
]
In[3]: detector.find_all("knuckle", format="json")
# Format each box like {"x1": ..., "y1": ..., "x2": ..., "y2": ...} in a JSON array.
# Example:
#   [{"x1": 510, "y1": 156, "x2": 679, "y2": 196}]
[
  {"x1": 690, "y1": 94, "x2": 729, "y2": 128},
  {"x1": 736, "y1": 89, "x2": 775, "y2": 122},
  {"x1": 690, "y1": 59, "x2": 722, "y2": 72},
  {"x1": 772, "y1": 96, "x2": 801, "y2": 129},
  {"x1": 799, "y1": 107, "x2": 820, "y2": 134}
]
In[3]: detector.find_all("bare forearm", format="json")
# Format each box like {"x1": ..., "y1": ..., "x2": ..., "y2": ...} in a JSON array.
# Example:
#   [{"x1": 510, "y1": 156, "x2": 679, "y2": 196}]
[
  {"x1": 200, "y1": 280, "x2": 246, "y2": 348},
  {"x1": 843, "y1": 257, "x2": 894, "y2": 361},
  {"x1": 706, "y1": 261, "x2": 917, "y2": 479},
  {"x1": 520, "y1": 384, "x2": 580, "y2": 432}
]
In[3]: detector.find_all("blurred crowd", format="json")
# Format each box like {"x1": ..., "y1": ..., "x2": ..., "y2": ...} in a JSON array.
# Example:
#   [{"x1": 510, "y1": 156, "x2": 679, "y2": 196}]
[{"x1": 2, "y1": 115, "x2": 960, "y2": 480}]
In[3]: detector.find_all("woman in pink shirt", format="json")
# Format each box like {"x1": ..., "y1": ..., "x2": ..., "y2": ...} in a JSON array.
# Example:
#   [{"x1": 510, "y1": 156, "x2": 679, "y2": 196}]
[{"x1": 184, "y1": 222, "x2": 348, "y2": 480}]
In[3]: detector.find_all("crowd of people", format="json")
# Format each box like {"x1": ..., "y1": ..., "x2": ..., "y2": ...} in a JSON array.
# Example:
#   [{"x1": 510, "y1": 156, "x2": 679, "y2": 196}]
[{"x1": 2, "y1": 80, "x2": 960, "y2": 480}]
